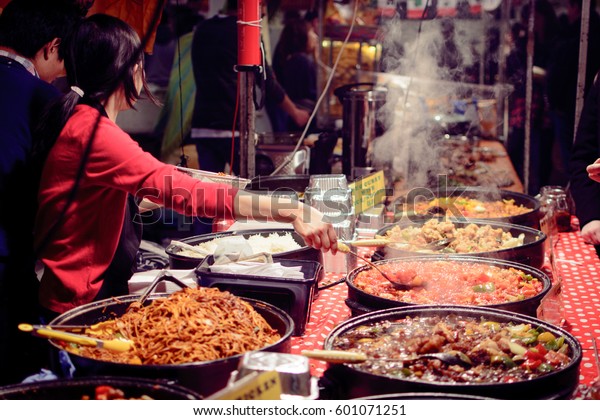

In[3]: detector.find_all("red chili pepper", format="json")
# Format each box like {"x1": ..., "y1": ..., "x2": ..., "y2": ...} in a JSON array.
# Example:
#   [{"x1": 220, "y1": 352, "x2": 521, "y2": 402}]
[
  {"x1": 525, "y1": 343, "x2": 548, "y2": 361},
  {"x1": 522, "y1": 358, "x2": 542, "y2": 370}
]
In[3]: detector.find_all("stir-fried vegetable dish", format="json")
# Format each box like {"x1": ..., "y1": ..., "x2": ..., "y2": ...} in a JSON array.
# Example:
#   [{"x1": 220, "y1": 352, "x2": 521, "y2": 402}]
[{"x1": 332, "y1": 314, "x2": 572, "y2": 383}]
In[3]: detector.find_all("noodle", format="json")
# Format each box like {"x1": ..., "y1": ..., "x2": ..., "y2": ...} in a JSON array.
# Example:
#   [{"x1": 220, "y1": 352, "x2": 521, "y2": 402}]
[{"x1": 67, "y1": 288, "x2": 281, "y2": 365}]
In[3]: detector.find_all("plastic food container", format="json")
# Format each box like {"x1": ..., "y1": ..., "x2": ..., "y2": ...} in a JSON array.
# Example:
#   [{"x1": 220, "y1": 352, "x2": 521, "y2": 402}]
[{"x1": 195, "y1": 256, "x2": 323, "y2": 336}]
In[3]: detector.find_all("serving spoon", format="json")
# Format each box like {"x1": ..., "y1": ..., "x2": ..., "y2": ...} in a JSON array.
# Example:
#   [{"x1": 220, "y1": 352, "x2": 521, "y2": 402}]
[
  {"x1": 337, "y1": 242, "x2": 425, "y2": 290},
  {"x1": 343, "y1": 237, "x2": 455, "y2": 251},
  {"x1": 301, "y1": 349, "x2": 472, "y2": 368}
]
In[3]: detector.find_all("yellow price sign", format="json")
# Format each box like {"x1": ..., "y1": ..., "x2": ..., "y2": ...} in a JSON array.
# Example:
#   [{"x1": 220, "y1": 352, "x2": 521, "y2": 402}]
[
  {"x1": 349, "y1": 170, "x2": 386, "y2": 214},
  {"x1": 207, "y1": 370, "x2": 282, "y2": 400}
]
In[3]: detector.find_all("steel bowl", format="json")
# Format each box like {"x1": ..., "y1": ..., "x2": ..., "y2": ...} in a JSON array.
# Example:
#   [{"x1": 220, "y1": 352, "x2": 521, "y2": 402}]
[{"x1": 320, "y1": 305, "x2": 581, "y2": 399}]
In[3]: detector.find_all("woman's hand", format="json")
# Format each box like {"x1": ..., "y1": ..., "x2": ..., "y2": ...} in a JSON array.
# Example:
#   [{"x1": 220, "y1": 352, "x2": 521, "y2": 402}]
[
  {"x1": 581, "y1": 220, "x2": 600, "y2": 244},
  {"x1": 291, "y1": 204, "x2": 338, "y2": 254},
  {"x1": 586, "y1": 159, "x2": 600, "y2": 183},
  {"x1": 233, "y1": 191, "x2": 338, "y2": 253}
]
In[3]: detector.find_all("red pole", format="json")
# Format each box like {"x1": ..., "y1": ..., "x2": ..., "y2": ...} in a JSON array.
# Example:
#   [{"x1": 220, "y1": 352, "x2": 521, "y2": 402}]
[{"x1": 237, "y1": 0, "x2": 262, "y2": 68}]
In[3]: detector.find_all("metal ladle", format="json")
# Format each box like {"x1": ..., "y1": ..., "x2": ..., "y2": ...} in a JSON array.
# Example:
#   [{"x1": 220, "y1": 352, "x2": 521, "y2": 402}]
[{"x1": 337, "y1": 242, "x2": 424, "y2": 290}]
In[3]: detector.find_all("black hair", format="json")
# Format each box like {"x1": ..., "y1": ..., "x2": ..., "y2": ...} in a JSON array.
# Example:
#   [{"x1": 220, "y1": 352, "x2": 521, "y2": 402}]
[
  {"x1": 272, "y1": 18, "x2": 310, "y2": 80},
  {"x1": 34, "y1": 13, "x2": 155, "y2": 156},
  {"x1": 0, "y1": 0, "x2": 88, "y2": 59}
]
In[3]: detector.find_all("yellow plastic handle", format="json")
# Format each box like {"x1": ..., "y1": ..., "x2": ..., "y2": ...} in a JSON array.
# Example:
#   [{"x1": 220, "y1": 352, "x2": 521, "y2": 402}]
[
  {"x1": 300, "y1": 349, "x2": 367, "y2": 364},
  {"x1": 18, "y1": 323, "x2": 132, "y2": 353},
  {"x1": 347, "y1": 239, "x2": 391, "y2": 247}
]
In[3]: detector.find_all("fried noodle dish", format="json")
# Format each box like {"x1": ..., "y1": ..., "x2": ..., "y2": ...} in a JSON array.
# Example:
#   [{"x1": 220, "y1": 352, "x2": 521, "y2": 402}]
[{"x1": 60, "y1": 288, "x2": 281, "y2": 365}]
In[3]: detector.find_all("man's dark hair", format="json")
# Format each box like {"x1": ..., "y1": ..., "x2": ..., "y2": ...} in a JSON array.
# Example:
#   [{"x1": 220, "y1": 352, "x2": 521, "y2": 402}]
[{"x1": 0, "y1": 0, "x2": 88, "y2": 59}]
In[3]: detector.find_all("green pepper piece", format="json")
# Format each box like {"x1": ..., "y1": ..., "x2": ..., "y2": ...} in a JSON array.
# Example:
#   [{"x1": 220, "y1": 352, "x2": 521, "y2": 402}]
[
  {"x1": 519, "y1": 273, "x2": 534, "y2": 282},
  {"x1": 491, "y1": 355, "x2": 516, "y2": 367},
  {"x1": 482, "y1": 321, "x2": 501, "y2": 333},
  {"x1": 473, "y1": 282, "x2": 496, "y2": 293},
  {"x1": 544, "y1": 339, "x2": 558, "y2": 351},
  {"x1": 520, "y1": 335, "x2": 538, "y2": 345},
  {"x1": 537, "y1": 363, "x2": 554, "y2": 373}
]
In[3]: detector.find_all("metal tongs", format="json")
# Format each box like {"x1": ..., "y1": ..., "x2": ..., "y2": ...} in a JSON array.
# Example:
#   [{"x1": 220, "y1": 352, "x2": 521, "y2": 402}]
[
  {"x1": 18, "y1": 323, "x2": 133, "y2": 352},
  {"x1": 136, "y1": 269, "x2": 192, "y2": 306}
]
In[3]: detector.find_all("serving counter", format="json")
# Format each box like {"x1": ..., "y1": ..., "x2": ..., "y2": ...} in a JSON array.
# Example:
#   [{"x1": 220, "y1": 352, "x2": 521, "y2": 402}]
[{"x1": 290, "y1": 219, "x2": 600, "y2": 394}]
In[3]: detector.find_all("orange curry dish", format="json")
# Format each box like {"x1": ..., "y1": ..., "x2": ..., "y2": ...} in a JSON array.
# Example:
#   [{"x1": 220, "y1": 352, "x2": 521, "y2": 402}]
[{"x1": 352, "y1": 260, "x2": 544, "y2": 306}]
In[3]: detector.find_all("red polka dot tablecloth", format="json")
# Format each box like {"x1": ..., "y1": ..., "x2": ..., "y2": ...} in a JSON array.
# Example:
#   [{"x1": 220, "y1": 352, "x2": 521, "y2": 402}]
[
  {"x1": 552, "y1": 230, "x2": 600, "y2": 389},
  {"x1": 290, "y1": 276, "x2": 351, "y2": 377},
  {"x1": 290, "y1": 228, "x2": 600, "y2": 393}
]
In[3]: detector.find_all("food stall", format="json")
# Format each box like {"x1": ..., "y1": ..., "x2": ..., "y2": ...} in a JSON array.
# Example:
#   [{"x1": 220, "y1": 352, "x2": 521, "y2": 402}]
[{"x1": 2, "y1": 0, "x2": 599, "y2": 403}]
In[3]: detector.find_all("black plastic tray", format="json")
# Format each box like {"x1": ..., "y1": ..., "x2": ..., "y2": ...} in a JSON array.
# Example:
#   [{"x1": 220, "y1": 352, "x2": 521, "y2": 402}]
[{"x1": 195, "y1": 256, "x2": 323, "y2": 336}]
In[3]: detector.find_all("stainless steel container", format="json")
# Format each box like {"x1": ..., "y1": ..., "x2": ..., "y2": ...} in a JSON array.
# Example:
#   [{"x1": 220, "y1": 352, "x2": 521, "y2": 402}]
[
  {"x1": 334, "y1": 83, "x2": 387, "y2": 179},
  {"x1": 227, "y1": 352, "x2": 319, "y2": 399}
]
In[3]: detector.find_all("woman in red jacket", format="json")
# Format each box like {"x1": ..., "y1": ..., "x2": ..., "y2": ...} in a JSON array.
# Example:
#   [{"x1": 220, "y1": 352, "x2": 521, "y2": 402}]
[{"x1": 33, "y1": 14, "x2": 337, "y2": 317}]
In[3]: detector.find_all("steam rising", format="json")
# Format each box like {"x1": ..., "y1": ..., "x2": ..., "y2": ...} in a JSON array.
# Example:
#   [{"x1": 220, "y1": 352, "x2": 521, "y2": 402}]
[{"x1": 370, "y1": 17, "x2": 485, "y2": 190}]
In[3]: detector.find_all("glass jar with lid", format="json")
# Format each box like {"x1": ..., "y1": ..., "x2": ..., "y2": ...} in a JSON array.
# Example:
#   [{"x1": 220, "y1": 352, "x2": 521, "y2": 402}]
[{"x1": 536, "y1": 185, "x2": 572, "y2": 233}]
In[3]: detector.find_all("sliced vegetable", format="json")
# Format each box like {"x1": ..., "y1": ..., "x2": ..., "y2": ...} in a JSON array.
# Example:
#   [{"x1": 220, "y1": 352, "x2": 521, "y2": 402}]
[
  {"x1": 473, "y1": 282, "x2": 496, "y2": 293},
  {"x1": 508, "y1": 341, "x2": 528, "y2": 355},
  {"x1": 537, "y1": 363, "x2": 554, "y2": 373}
]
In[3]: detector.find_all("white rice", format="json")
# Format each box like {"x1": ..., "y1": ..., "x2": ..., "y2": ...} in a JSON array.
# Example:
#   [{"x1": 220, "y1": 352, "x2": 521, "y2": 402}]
[{"x1": 177, "y1": 232, "x2": 302, "y2": 257}]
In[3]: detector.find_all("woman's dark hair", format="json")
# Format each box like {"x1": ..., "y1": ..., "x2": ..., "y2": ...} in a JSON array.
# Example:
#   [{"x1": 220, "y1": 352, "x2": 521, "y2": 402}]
[
  {"x1": 0, "y1": 0, "x2": 88, "y2": 59},
  {"x1": 35, "y1": 13, "x2": 156, "y2": 155},
  {"x1": 272, "y1": 19, "x2": 310, "y2": 80}
]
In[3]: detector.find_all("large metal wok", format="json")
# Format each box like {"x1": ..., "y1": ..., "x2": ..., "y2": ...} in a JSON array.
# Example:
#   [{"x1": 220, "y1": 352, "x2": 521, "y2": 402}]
[
  {"x1": 319, "y1": 305, "x2": 581, "y2": 399},
  {"x1": 392, "y1": 186, "x2": 541, "y2": 228},
  {"x1": 47, "y1": 292, "x2": 294, "y2": 398},
  {"x1": 0, "y1": 376, "x2": 202, "y2": 400},
  {"x1": 371, "y1": 218, "x2": 547, "y2": 269},
  {"x1": 345, "y1": 255, "x2": 551, "y2": 318}
]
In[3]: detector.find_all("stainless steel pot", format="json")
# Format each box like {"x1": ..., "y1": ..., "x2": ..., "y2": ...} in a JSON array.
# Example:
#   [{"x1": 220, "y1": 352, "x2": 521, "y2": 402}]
[{"x1": 334, "y1": 83, "x2": 387, "y2": 179}]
